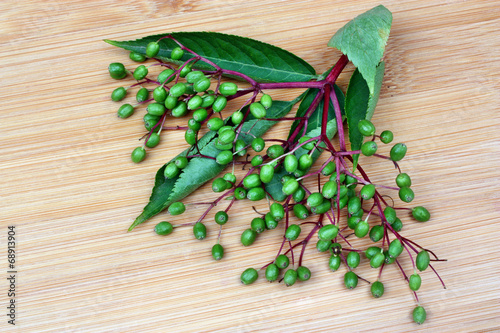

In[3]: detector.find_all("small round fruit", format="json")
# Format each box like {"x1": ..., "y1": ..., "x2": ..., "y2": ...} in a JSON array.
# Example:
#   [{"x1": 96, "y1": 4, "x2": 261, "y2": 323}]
[
  {"x1": 358, "y1": 119, "x2": 376, "y2": 136},
  {"x1": 380, "y1": 130, "x2": 393, "y2": 144},
  {"x1": 396, "y1": 173, "x2": 412, "y2": 188},
  {"x1": 390, "y1": 143, "x2": 407, "y2": 161},
  {"x1": 212, "y1": 244, "x2": 224, "y2": 260},
  {"x1": 241, "y1": 228, "x2": 257, "y2": 246},
  {"x1": 146, "y1": 133, "x2": 161, "y2": 148},
  {"x1": 170, "y1": 47, "x2": 184, "y2": 60},
  {"x1": 361, "y1": 141, "x2": 378, "y2": 156},
  {"x1": 146, "y1": 41, "x2": 160, "y2": 58},
  {"x1": 412, "y1": 206, "x2": 431, "y2": 222},
  {"x1": 219, "y1": 82, "x2": 238, "y2": 96},
  {"x1": 399, "y1": 187, "x2": 415, "y2": 203},
  {"x1": 318, "y1": 225, "x2": 339, "y2": 241},
  {"x1": 155, "y1": 221, "x2": 173, "y2": 235},
  {"x1": 251, "y1": 217, "x2": 266, "y2": 233},
  {"x1": 129, "y1": 51, "x2": 146, "y2": 62},
  {"x1": 416, "y1": 250, "x2": 430, "y2": 271},
  {"x1": 346, "y1": 251, "x2": 361, "y2": 269},
  {"x1": 283, "y1": 269, "x2": 298, "y2": 286},
  {"x1": 108, "y1": 62, "x2": 127, "y2": 79},
  {"x1": 371, "y1": 281, "x2": 385, "y2": 298},
  {"x1": 329, "y1": 255, "x2": 341, "y2": 271},
  {"x1": 133, "y1": 65, "x2": 148, "y2": 80},
  {"x1": 247, "y1": 187, "x2": 265, "y2": 201},
  {"x1": 111, "y1": 87, "x2": 127, "y2": 101},
  {"x1": 214, "y1": 211, "x2": 229, "y2": 225},
  {"x1": 413, "y1": 306, "x2": 427, "y2": 325},
  {"x1": 344, "y1": 271, "x2": 358, "y2": 289},
  {"x1": 193, "y1": 222, "x2": 207, "y2": 240},
  {"x1": 240, "y1": 268, "x2": 258, "y2": 285},
  {"x1": 409, "y1": 273, "x2": 422, "y2": 291},
  {"x1": 131, "y1": 147, "x2": 146, "y2": 163},
  {"x1": 275, "y1": 254, "x2": 289, "y2": 269},
  {"x1": 265, "y1": 264, "x2": 279, "y2": 282},
  {"x1": 297, "y1": 266, "x2": 311, "y2": 281},
  {"x1": 118, "y1": 104, "x2": 134, "y2": 118},
  {"x1": 168, "y1": 202, "x2": 186, "y2": 216},
  {"x1": 285, "y1": 224, "x2": 301, "y2": 241}
]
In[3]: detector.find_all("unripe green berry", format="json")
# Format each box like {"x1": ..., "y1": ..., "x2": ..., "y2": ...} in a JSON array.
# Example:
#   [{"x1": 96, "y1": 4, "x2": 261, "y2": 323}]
[
  {"x1": 136, "y1": 87, "x2": 150, "y2": 103},
  {"x1": 369, "y1": 225, "x2": 384, "y2": 243},
  {"x1": 275, "y1": 254, "x2": 289, "y2": 269},
  {"x1": 118, "y1": 104, "x2": 134, "y2": 118},
  {"x1": 264, "y1": 212, "x2": 278, "y2": 229},
  {"x1": 211, "y1": 244, "x2": 224, "y2": 260},
  {"x1": 316, "y1": 239, "x2": 331, "y2": 252},
  {"x1": 146, "y1": 41, "x2": 160, "y2": 58},
  {"x1": 146, "y1": 133, "x2": 161, "y2": 148},
  {"x1": 186, "y1": 71, "x2": 205, "y2": 83},
  {"x1": 223, "y1": 173, "x2": 236, "y2": 185},
  {"x1": 265, "y1": 264, "x2": 279, "y2": 282},
  {"x1": 249, "y1": 102, "x2": 266, "y2": 119},
  {"x1": 283, "y1": 269, "x2": 297, "y2": 286},
  {"x1": 380, "y1": 130, "x2": 393, "y2": 144},
  {"x1": 169, "y1": 82, "x2": 187, "y2": 98},
  {"x1": 392, "y1": 218, "x2": 403, "y2": 232},
  {"x1": 243, "y1": 174, "x2": 262, "y2": 189},
  {"x1": 307, "y1": 192, "x2": 324, "y2": 208},
  {"x1": 143, "y1": 114, "x2": 160, "y2": 131},
  {"x1": 158, "y1": 68, "x2": 175, "y2": 84},
  {"x1": 171, "y1": 100, "x2": 188, "y2": 117},
  {"x1": 111, "y1": 87, "x2": 127, "y2": 101},
  {"x1": 409, "y1": 273, "x2": 422, "y2": 291},
  {"x1": 129, "y1": 51, "x2": 146, "y2": 62},
  {"x1": 360, "y1": 184, "x2": 376, "y2": 200},
  {"x1": 201, "y1": 94, "x2": 215, "y2": 108},
  {"x1": 251, "y1": 137, "x2": 265, "y2": 152},
  {"x1": 361, "y1": 141, "x2": 378, "y2": 156},
  {"x1": 260, "y1": 94, "x2": 273, "y2": 109},
  {"x1": 284, "y1": 154, "x2": 298, "y2": 173},
  {"x1": 170, "y1": 47, "x2": 184, "y2": 60},
  {"x1": 212, "y1": 96, "x2": 227, "y2": 112},
  {"x1": 399, "y1": 187, "x2": 415, "y2": 203},
  {"x1": 416, "y1": 250, "x2": 430, "y2": 271},
  {"x1": 347, "y1": 216, "x2": 361, "y2": 230},
  {"x1": 354, "y1": 221, "x2": 369, "y2": 238},
  {"x1": 282, "y1": 178, "x2": 300, "y2": 196},
  {"x1": 184, "y1": 129, "x2": 197, "y2": 145},
  {"x1": 231, "y1": 110, "x2": 244, "y2": 125},
  {"x1": 413, "y1": 306, "x2": 427, "y2": 325},
  {"x1": 179, "y1": 64, "x2": 192, "y2": 77},
  {"x1": 388, "y1": 239, "x2": 404, "y2": 258},
  {"x1": 168, "y1": 202, "x2": 186, "y2": 216},
  {"x1": 219, "y1": 82, "x2": 238, "y2": 96},
  {"x1": 285, "y1": 224, "x2": 301, "y2": 241},
  {"x1": 329, "y1": 255, "x2": 341, "y2": 271},
  {"x1": 396, "y1": 173, "x2": 412, "y2": 188},
  {"x1": 131, "y1": 147, "x2": 146, "y2": 163},
  {"x1": 147, "y1": 103, "x2": 166, "y2": 116},
  {"x1": 193, "y1": 77, "x2": 211, "y2": 93},
  {"x1": 216, "y1": 150, "x2": 233, "y2": 165},
  {"x1": 365, "y1": 246, "x2": 382, "y2": 259},
  {"x1": 297, "y1": 266, "x2": 311, "y2": 281},
  {"x1": 234, "y1": 187, "x2": 247, "y2": 200},
  {"x1": 412, "y1": 206, "x2": 431, "y2": 222},
  {"x1": 133, "y1": 65, "x2": 148, "y2": 80},
  {"x1": 322, "y1": 181, "x2": 338, "y2": 199},
  {"x1": 370, "y1": 252, "x2": 385, "y2": 268},
  {"x1": 251, "y1": 217, "x2": 266, "y2": 233},
  {"x1": 270, "y1": 203, "x2": 285, "y2": 222},
  {"x1": 193, "y1": 222, "x2": 206, "y2": 240},
  {"x1": 344, "y1": 271, "x2": 358, "y2": 289},
  {"x1": 267, "y1": 145, "x2": 284, "y2": 159},
  {"x1": 207, "y1": 117, "x2": 224, "y2": 131},
  {"x1": 241, "y1": 228, "x2": 257, "y2": 246},
  {"x1": 164, "y1": 95, "x2": 178, "y2": 110},
  {"x1": 247, "y1": 187, "x2": 266, "y2": 201},
  {"x1": 212, "y1": 178, "x2": 228, "y2": 193},
  {"x1": 187, "y1": 118, "x2": 201, "y2": 131},
  {"x1": 311, "y1": 200, "x2": 331, "y2": 214},
  {"x1": 383, "y1": 206, "x2": 397, "y2": 224},
  {"x1": 318, "y1": 224, "x2": 339, "y2": 241},
  {"x1": 292, "y1": 187, "x2": 306, "y2": 203},
  {"x1": 260, "y1": 164, "x2": 275, "y2": 184},
  {"x1": 298, "y1": 136, "x2": 316, "y2": 151},
  {"x1": 155, "y1": 221, "x2": 173, "y2": 235},
  {"x1": 293, "y1": 204, "x2": 309, "y2": 220},
  {"x1": 371, "y1": 281, "x2": 385, "y2": 298},
  {"x1": 251, "y1": 155, "x2": 263, "y2": 167},
  {"x1": 358, "y1": 119, "x2": 376, "y2": 136},
  {"x1": 322, "y1": 161, "x2": 335, "y2": 176},
  {"x1": 214, "y1": 211, "x2": 229, "y2": 225},
  {"x1": 298, "y1": 154, "x2": 313, "y2": 170},
  {"x1": 390, "y1": 143, "x2": 407, "y2": 161},
  {"x1": 347, "y1": 196, "x2": 362, "y2": 215},
  {"x1": 346, "y1": 251, "x2": 361, "y2": 269},
  {"x1": 108, "y1": 62, "x2": 127, "y2": 79}
]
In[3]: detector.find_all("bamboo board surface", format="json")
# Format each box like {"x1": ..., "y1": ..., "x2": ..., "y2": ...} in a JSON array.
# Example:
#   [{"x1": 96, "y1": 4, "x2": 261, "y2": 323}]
[{"x1": 1, "y1": 0, "x2": 500, "y2": 332}]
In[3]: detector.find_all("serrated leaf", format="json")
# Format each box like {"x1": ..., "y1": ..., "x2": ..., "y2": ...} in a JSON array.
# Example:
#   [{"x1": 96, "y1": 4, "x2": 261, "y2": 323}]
[
  {"x1": 105, "y1": 32, "x2": 317, "y2": 83},
  {"x1": 266, "y1": 86, "x2": 345, "y2": 201},
  {"x1": 345, "y1": 62, "x2": 385, "y2": 170},
  {"x1": 129, "y1": 99, "x2": 299, "y2": 231},
  {"x1": 327, "y1": 5, "x2": 392, "y2": 93}
]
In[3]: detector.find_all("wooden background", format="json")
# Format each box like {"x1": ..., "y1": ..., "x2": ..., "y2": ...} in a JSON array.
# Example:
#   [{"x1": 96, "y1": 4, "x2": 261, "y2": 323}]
[{"x1": 1, "y1": 0, "x2": 499, "y2": 332}]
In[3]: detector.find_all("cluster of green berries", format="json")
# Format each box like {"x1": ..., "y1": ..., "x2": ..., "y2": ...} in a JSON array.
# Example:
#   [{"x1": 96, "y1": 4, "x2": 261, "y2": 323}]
[
  {"x1": 108, "y1": 39, "x2": 274, "y2": 165},
  {"x1": 241, "y1": 255, "x2": 311, "y2": 287}
]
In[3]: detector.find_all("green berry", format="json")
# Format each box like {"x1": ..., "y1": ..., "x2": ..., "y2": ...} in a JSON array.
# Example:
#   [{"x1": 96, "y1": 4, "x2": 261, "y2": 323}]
[
  {"x1": 347, "y1": 216, "x2": 361, "y2": 229},
  {"x1": 270, "y1": 203, "x2": 285, "y2": 221},
  {"x1": 153, "y1": 86, "x2": 167, "y2": 103},
  {"x1": 282, "y1": 178, "x2": 300, "y2": 196},
  {"x1": 129, "y1": 51, "x2": 146, "y2": 62},
  {"x1": 380, "y1": 130, "x2": 393, "y2": 144},
  {"x1": 298, "y1": 154, "x2": 313, "y2": 170},
  {"x1": 164, "y1": 95, "x2": 178, "y2": 110},
  {"x1": 330, "y1": 172, "x2": 346, "y2": 183},
  {"x1": 347, "y1": 197, "x2": 362, "y2": 215},
  {"x1": 316, "y1": 239, "x2": 331, "y2": 252},
  {"x1": 247, "y1": 187, "x2": 266, "y2": 201},
  {"x1": 184, "y1": 129, "x2": 197, "y2": 145},
  {"x1": 168, "y1": 202, "x2": 186, "y2": 216},
  {"x1": 293, "y1": 204, "x2": 309, "y2": 220},
  {"x1": 111, "y1": 87, "x2": 127, "y2": 101},
  {"x1": 207, "y1": 117, "x2": 224, "y2": 131},
  {"x1": 260, "y1": 164, "x2": 275, "y2": 184},
  {"x1": 344, "y1": 271, "x2": 358, "y2": 289},
  {"x1": 361, "y1": 141, "x2": 378, "y2": 156},
  {"x1": 136, "y1": 87, "x2": 150, "y2": 103},
  {"x1": 292, "y1": 187, "x2": 306, "y2": 203},
  {"x1": 251, "y1": 137, "x2": 265, "y2": 152},
  {"x1": 412, "y1": 206, "x2": 431, "y2": 222},
  {"x1": 251, "y1": 217, "x2": 266, "y2": 233},
  {"x1": 231, "y1": 111, "x2": 244, "y2": 125},
  {"x1": 329, "y1": 255, "x2": 341, "y2": 271},
  {"x1": 146, "y1": 41, "x2": 160, "y2": 58},
  {"x1": 409, "y1": 273, "x2": 422, "y2": 291},
  {"x1": 390, "y1": 143, "x2": 407, "y2": 161},
  {"x1": 346, "y1": 251, "x2": 361, "y2": 269},
  {"x1": 108, "y1": 62, "x2": 127, "y2": 79},
  {"x1": 392, "y1": 218, "x2": 403, "y2": 232},
  {"x1": 201, "y1": 94, "x2": 215, "y2": 108},
  {"x1": 172, "y1": 102, "x2": 187, "y2": 118},
  {"x1": 265, "y1": 264, "x2": 279, "y2": 282},
  {"x1": 219, "y1": 82, "x2": 238, "y2": 96},
  {"x1": 214, "y1": 211, "x2": 228, "y2": 225},
  {"x1": 388, "y1": 239, "x2": 404, "y2": 258},
  {"x1": 370, "y1": 252, "x2": 385, "y2": 268},
  {"x1": 234, "y1": 187, "x2": 247, "y2": 200},
  {"x1": 396, "y1": 173, "x2": 412, "y2": 188},
  {"x1": 296, "y1": 266, "x2": 311, "y2": 282},
  {"x1": 249, "y1": 102, "x2": 266, "y2": 119},
  {"x1": 212, "y1": 96, "x2": 227, "y2": 112},
  {"x1": 360, "y1": 184, "x2": 376, "y2": 200},
  {"x1": 192, "y1": 108, "x2": 207, "y2": 123},
  {"x1": 223, "y1": 173, "x2": 236, "y2": 185},
  {"x1": 179, "y1": 64, "x2": 192, "y2": 77},
  {"x1": 158, "y1": 69, "x2": 175, "y2": 84},
  {"x1": 212, "y1": 244, "x2": 224, "y2": 260},
  {"x1": 283, "y1": 269, "x2": 297, "y2": 286},
  {"x1": 146, "y1": 133, "x2": 161, "y2": 148},
  {"x1": 383, "y1": 206, "x2": 397, "y2": 224},
  {"x1": 212, "y1": 178, "x2": 228, "y2": 193},
  {"x1": 416, "y1": 250, "x2": 430, "y2": 271},
  {"x1": 284, "y1": 155, "x2": 299, "y2": 173},
  {"x1": 335, "y1": 195, "x2": 349, "y2": 210},
  {"x1": 311, "y1": 200, "x2": 331, "y2": 214},
  {"x1": 240, "y1": 268, "x2": 258, "y2": 285},
  {"x1": 241, "y1": 228, "x2": 257, "y2": 246},
  {"x1": 371, "y1": 281, "x2": 385, "y2": 298},
  {"x1": 243, "y1": 174, "x2": 262, "y2": 189},
  {"x1": 131, "y1": 147, "x2": 146, "y2": 163},
  {"x1": 147, "y1": 103, "x2": 166, "y2": 116},
  {"x1": 413, "y1": 306, "x2": 427, "y2": 325},
  {"x1": 188, "y1": 118, "x2": 201, "y2": 131},
  {"x1": 322, "y1": 161, "x2": 335, "y2": 176},
  {"x1": 354, "y1": 221, "x2": 369, "y2": 238},
  {"x1": 285, "y1": 224, "x2": 301, "y2": 241},
  {"x1": 163, "y1": 163, "x2": 180, "y2": 179},
  {"x1": 193, "y1": 222, "x2": 207, "y2": 240},
  {"x1": 216, "y1": 150, "x2": 233, "y2": 165},
  {"x1": 118, "y1": 104, "x2": 134, "y2": 118},
  {"x1": 384, "y1": 250, "x2": 395, "y2": 264},
  {"x1": 143, "y1": 114, "x2": 160, "y2": 131},
  {"x1": 318, "y1": 225, "x2": 339, "y2": 241},
  {"x1": 155, "y1": 221, "x2": 173, "y2": 235},
  {"x1": 169, "y1": 82, "x2": 187, "y2": 98},
  {"x1": 275, "y1": 254, "x2": 290, "y2": 269},
  {"x1": 358, "y1": 119, "x2": 376, "y2": 136},
  {"x1": 298, "y1": 136, "x2": 316, "y2": 151},
  {"x1": 264, "y1": 212, "x2": 278, "y2": 229},
  {"x1": 307, "y1": 192, "x2": 324, "y2": 208},
  {"x1": 267, "y1": 145, "x2": 284, "y2": 159},
  {"x1": 321, "y1": 181, "x2": 338, "y2": 199},
  {"x1": 365, "y1": 246, "x2": 382, "y2": 259},
  {"x1": 369, "y1": 225, "x2": 384, "y2": 242},
  {"x1": 133, "y1": 65, "x2": 148, "y2": 80},
  {"x1": 193, "y1": 77, "x2": 211, "y2": 93},
  {"x1": 186, "y1": 71, "x2": 205, "y2": 83},
  {"x1": 251, "y1": 155, "x2": 263, "y2": 167},
  {"x1": 170, "y1": 47, "x2": 184, "y2": 60},
  {"x1": 399, "y1": 187, "x2": 415, "y2": 203}
]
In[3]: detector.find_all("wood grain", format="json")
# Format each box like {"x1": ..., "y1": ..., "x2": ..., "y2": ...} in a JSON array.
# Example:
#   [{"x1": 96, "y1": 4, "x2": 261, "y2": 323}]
[{"x1": 1, "y1": 0, "x2": 499, "y2": 332}]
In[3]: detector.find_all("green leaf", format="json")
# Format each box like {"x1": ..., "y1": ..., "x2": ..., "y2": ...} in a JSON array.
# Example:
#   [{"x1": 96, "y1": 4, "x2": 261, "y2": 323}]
[
  {"x1": 327, "y1": 5, "x2": 392, "y2": 93},
  {"x1": 266, "y1": 86, "x2": 345, "y2": 202},
  {"x1": 129, "y1": 99, "x2": 299, "y2": 231},
  {"x1": 105, "y1": 32, "x2": 317, "y2": 83},
  {"x1": 345, "y1": 62, "x2": 385, "y2": 170}
]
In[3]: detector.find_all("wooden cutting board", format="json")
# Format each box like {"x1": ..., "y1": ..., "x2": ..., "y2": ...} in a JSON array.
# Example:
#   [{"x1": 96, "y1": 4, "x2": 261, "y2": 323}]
[{"x1": 1, "y1": 0, "x2": 499, "y2": 332}]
